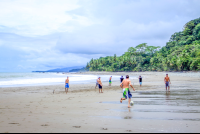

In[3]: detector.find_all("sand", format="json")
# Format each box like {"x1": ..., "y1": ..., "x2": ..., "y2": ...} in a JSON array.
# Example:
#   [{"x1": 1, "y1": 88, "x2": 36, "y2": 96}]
[{"x1": 0, "y1": 71, "x2": 200, "y2": 133}]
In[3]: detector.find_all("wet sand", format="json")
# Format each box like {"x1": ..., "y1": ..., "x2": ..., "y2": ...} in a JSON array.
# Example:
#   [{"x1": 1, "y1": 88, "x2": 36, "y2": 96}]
[{"x1": 0, "y1": 71, "x2": 200, "y2": 133}]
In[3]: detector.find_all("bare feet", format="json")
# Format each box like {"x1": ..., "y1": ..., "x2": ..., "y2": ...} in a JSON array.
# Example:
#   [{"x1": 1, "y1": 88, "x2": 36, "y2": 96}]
[
  {"x1": 128, "y1": 106, "x2": 131, "y2": 108},
  {"x1": 120, "y1": 98, "x2": 122, "y2": 103},
  {"x1": 101, "y1": 92, "x2": 103, "y2": 93}
]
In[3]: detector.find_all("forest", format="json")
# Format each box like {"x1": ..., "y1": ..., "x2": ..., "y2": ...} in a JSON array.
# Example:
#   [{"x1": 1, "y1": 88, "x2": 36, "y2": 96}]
[{"x1": 86, "y1": 17, "x2": 200, "y2": 72}]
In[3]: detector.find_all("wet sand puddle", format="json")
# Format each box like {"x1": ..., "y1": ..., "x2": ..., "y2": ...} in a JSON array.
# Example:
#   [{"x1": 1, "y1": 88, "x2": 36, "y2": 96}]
[{"x1": 99, "y1": 87, "x2": 200, "y2": 121}]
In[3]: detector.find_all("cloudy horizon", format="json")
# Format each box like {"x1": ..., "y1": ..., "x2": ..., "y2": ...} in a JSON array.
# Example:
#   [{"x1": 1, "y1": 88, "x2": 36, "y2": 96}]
[{"x1": 0, "y1": 0, "x2": 200, "y2": 72}]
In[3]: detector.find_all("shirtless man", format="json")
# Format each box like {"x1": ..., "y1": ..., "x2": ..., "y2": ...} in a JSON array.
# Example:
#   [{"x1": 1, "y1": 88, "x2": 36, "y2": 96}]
[
  {"x1": 164, "y1": 74, "x2": 171, "y2": 92},
  {"x1": 109, "y1": 76, "x2": 112, "y2": 86},
  {"x1": 98, "y1": 77, "x2": 103, "y2": 93},
  {"x1": 65, "y1": 76, "x2": 69, "y2": 94},
  {"x1": 120, "y1": 75, "x2": 135, "y2": 108}
]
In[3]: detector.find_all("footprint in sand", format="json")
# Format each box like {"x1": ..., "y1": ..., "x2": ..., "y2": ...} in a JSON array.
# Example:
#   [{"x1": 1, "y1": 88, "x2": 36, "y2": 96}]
[
  {"x1": 9, "y1": 123, "x2": 19, "y2": 124},
  {"x1": 126, "y1": 130, "x2": 132, "y2": 132},
  {"x1": 73, "y1": 126, "x2": 81, "y2": 128},
  {"x1": 41, "y1": 124, "x2": 49, "y2": 126},
  {"x1": 102, "y1": 128, "x2": 108, "y2": 130}
]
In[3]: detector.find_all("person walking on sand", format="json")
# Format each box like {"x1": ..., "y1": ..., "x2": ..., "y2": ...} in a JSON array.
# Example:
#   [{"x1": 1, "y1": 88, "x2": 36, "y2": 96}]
[
  {"x1": 164, "y1": 74, "x2": 171, "y2": 92},
  {"x1": 138, "y1": 75, "x2": 142, "y2": 87},
  {"x1": 120, "y1": 75, "x2": 135, "y2": 108},
  {"x1": 95, "y1": 78, "x2": 99, "y2": 89},
  {"x1": 65, "y1": 76, "x2": 69, "y2": 94},
  {"x1": 109, "y1": 76, "x2": 112, "y2": 86},
  {"x1": 98, "y1": 77, "x2": 103, "y2": 93}
]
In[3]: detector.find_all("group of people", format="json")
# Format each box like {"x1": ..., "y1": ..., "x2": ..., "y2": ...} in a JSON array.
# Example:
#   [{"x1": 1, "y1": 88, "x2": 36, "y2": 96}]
[{"x1": 64, "y1": 74, "x2": 171, "y2": 108}]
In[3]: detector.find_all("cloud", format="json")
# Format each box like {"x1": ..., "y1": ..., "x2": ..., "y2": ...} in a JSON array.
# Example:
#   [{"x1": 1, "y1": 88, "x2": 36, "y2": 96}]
[{"x1": 1, "y1": 0, "x2": 200, "y2": 72}]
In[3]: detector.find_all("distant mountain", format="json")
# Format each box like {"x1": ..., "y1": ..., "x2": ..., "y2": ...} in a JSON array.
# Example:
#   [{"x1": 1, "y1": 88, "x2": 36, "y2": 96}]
[
  {"x1": 69, "y1": 67, "x2": 89, "y2": 72},
  {"x1": 32, "y1": 66, "x2": 85, "y2": 72}
]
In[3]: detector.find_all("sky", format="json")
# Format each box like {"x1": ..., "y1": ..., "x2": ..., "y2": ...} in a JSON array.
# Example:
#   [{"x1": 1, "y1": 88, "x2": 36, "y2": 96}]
[{"x1": 0, "y1": 0, "x2": 200, "y2": 72}]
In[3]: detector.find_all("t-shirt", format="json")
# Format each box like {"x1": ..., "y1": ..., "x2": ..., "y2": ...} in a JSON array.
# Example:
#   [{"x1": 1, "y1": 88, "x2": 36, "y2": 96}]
[
  {"x1": 139, "y1": 77, "x2": 142, "y2": 82},
  {"x1": 120, "y1": 77, "x2": 124, "y2": 82}
]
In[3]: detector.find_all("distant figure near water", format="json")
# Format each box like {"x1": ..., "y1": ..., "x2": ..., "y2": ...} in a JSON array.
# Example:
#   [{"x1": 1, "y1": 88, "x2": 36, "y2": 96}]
[
  {"x1": 138, "y1": 75, "x2": 142, "y2": 87},
  {"x1": 109, "y1": 76, "x2": 112, "y2": 86},
  {"x1": 65, "y1": 76, "x2": 69, "y2": 94},
  {"x1": 120, "y1": 76, "x2": 124, "y2": 88},
  {"x1": 120, "y1": 75, "x2": 135, "y2": 108},
  {"x1": 164, "y1": 74, "x2": 171, "y2": 92},
  {"x1": 95, "y1": 78, "x2": 99, "y2": 89},
  {"x1": 98, "y1": 77, "x2": 103, "y2": 93}
]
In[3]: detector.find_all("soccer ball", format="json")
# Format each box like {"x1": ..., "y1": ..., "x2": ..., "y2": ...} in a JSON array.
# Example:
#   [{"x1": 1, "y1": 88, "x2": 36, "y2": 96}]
[{"x1": 130, "y1": 101, "x2": 134, "y2": 106}]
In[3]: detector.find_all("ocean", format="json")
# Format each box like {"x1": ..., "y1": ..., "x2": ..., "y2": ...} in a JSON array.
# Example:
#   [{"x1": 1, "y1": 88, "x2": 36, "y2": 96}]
[{"x1": 0, "y1": 72, "x2": 124, "y2": 87}]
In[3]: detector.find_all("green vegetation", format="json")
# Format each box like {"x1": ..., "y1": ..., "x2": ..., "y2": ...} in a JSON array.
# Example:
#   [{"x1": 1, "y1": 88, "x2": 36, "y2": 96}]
[{"x1": 86, "y1": 17, "x2": 200, "y2": 72}]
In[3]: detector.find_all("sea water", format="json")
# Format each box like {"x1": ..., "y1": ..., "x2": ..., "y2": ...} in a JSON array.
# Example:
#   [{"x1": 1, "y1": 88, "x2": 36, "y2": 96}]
[{"x1": 0, "y1": 72, "x2": 124, "y2": 87}]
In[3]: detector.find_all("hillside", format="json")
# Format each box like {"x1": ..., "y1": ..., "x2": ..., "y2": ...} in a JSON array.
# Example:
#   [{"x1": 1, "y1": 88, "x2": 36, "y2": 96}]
[{"x1": 86, "y1": 17, "x2": 200, "y2": 72}]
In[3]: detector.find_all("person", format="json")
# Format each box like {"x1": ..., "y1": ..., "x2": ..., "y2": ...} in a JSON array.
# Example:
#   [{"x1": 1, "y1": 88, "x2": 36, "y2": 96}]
[
  {"x1": 164, "y1": 74, "x2": 171, "y2": 92},
  {"x1": 98, "y1": 77, "x2": 103, "y2": 93},
  {"x1": 120, "y1": 75, "x2": 135, "y2": 108},
  {"x1": 65, "y1": 76, "x2": 69, "y2": 94},
  {"x1": 120, "y1": 76, "x2": 124, "y2": 88},
  {"x1": 120, "y1": 76, "x2": 124, "y2": 83},
  {"x1": 95, "y1": 78, "x2": 99, "y2": 89},
  {"x1": 138, "y1": 75, "x2": 142, "y2": 87},
  {"x1": 109, "y1": 76, "x2": 112, "y2": 86}
]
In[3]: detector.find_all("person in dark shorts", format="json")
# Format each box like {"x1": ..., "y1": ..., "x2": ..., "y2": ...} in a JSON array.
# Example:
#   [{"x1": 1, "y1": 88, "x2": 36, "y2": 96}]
[
  {"x1": 98, "y1": 77, "x2": 103, "y2": 93},
  {"x1": 120, "y1": 76, "x2": 124, "y2": 83},
  {"x1": 120, "y1": 76, "x2": 124, "y2": 88},
  {"x1": 138, "y1": 75, "x2": 142, "y2": 87},
  {"x1": 164, "y1": 74, "x2": 171, "y2": 92}
]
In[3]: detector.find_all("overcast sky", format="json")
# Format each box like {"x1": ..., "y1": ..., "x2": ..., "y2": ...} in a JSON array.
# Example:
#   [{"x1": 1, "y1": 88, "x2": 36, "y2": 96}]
[{"x1": 0, "y1": 0, "x2": 200, "y2": 72}]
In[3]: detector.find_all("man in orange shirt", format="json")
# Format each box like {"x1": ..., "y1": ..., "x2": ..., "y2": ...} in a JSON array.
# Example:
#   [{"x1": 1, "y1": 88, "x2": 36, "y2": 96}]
[{"x1": 164, "y1": 74, "x2": 171, "y2": 92}]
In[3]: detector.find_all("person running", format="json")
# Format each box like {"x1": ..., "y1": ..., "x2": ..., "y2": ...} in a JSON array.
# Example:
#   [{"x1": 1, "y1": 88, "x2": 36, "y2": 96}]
[
  {"x1": 98, "y1": 77, "x2": 103, "y2": 93},
  {"x1": 120, "y1": 75, "x2": 135, "y2": 108},
  {"x1": 95, "y1": 78, "x2": 99, "y2": 89},
  {"x1": 164, "y1": 74, "x2": 171, "y2": 92},
  {"x1": 138, "y1": 75, "x2": 142, "y2": 87},
  {"x1": 65, "y1": 76, "x2": 69, "y2": 94},
  {"x1": 109, "y1": 76, "x2": 112, "y2": 86}
]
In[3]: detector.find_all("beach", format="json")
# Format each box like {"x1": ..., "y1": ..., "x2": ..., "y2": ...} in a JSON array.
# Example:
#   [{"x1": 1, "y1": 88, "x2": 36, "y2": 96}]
[{"x1": 0, "y1": 71, "x2": 200, "y2": 133}]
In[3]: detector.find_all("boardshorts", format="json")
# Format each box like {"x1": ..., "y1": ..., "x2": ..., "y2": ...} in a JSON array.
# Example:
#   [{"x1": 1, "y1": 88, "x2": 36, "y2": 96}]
[
  {"x1": 166, "y1": 82, "x2": 169, "y2": 87},
  {"x1": 99, "y1": 84, "x2": 102, "y2": 89},
  {"x1": 123, "y1": 88, "x2": 132, "y2": 99},
  {"x1": 65, "y1": 83, "x2": 69, "y2": 88}
]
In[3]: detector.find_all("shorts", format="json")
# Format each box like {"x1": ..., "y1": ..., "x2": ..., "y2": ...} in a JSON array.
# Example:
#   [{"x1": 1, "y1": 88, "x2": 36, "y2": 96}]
[
  {"x1": 140, "y1": 82, "x2": 142, "y2": 85},
  {"x1": 123, "y1": 88, "x2": 132, "y2": 99},
  {"x1": 109, "y1": 80, "x2": 112, "y2": 83},
  {"x1": 99, "y1": 84, "x2": 102, "y2": 89},
  {"x1": 65, "y1": 83, "x2": 69, "y2": 88},
  {"x1": 165, "y1": 82, "x2": 169, "y2": 87}
]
